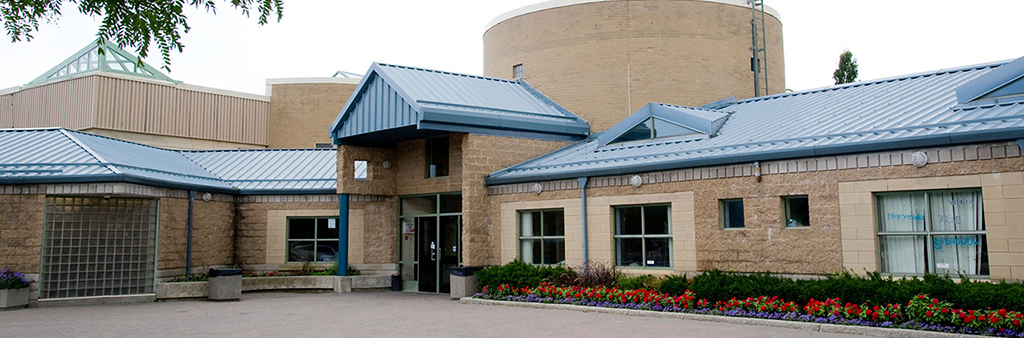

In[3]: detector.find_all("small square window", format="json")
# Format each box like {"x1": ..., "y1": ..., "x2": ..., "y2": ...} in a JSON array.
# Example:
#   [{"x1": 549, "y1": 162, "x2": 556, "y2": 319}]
[
  {"x1": 721, "y1": 199, "x2": 744, "y2": 229},
  {"x1": 354, "y1": 160, "x2": 368, "y2": 180},
  {"x1": 783, "y1": 196, "x2": 809, "y2": 227},
  {"x1": 513, "y1": 64, "x2": 523, "y2": 79}
]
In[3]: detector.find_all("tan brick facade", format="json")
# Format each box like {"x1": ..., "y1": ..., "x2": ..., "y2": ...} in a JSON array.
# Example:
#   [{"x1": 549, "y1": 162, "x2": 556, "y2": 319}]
[
  {"x1": 484, "y1": 0, "x2": 785, "y2": 132},
  {"x1": 0, "y1": 194, "x2": 45, "y2": 273},
  {"x1": 268, "y1": 82, "x2": 358, "y2": 149},
  {"x1": 485, "y1": 142, "x2": 1024, "y2": 280}
]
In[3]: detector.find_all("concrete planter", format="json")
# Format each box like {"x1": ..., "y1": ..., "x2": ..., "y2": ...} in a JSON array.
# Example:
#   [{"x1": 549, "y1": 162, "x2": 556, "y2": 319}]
[
  {"x1": 0, "y1": 287, "x2": 30, "y2": 310},
  {"x1": 155, "y1": 275, "x2": 394, "y2": 300}
]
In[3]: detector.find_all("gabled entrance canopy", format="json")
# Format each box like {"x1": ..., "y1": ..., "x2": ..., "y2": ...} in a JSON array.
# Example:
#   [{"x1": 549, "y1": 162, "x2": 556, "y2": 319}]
[{"x1": 329, "y1": 63, "x2": 590, "y2": 146}]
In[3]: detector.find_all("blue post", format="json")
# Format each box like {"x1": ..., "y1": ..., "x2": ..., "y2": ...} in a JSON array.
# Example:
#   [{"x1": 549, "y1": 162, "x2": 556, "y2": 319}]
[
  {"x1": 186, "y1": 190, "x2": 194, "y2": 275},
  {"x1": 337, "y1": 194, "x2": 350, "y2": 276}
]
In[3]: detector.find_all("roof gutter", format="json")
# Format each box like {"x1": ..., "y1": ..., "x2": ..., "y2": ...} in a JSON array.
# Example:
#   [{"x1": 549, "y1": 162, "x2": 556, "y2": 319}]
[{"x1": 484, "y1": 127, "x2": 1024, "y2": 185}]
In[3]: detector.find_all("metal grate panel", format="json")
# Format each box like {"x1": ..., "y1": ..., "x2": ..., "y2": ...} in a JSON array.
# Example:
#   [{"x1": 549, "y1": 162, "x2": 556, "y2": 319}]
[{"x1": 40, "y1": 196, "x2": 158, "y2": 299}]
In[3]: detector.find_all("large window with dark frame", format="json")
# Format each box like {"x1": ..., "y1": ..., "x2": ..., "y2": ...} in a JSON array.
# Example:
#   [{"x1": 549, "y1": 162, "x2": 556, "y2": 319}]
[
  {"x1": 287, "y1": 217, "x2": 340, "y2": 263},
  {"x1": 876, "y1": 189, "x2": 988, "y2": 276},
  {"x1": 518, "y1": 209, "x2": 565, "y2": 265},
  {"x1": 614, "y1": 204, "x2": 671, "y2": 268}
]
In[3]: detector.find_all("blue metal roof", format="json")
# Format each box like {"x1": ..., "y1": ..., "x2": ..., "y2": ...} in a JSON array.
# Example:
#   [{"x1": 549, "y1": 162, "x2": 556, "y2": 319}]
[
  {"x1": 330, "y1": 63, "x2": 590, "y2": 146},
  {"x1": 182, "y1": 149, "x2": 337, "y2": 195},
  {"x1": 487, "y1": 58, "x2": 1024, "y2": 185},
  {"x1": 0, "y1": 129, "x2": 337, "y2": 194},
  {"x1": 596, "y1": 102, "x2": 730, "y2": 146}
]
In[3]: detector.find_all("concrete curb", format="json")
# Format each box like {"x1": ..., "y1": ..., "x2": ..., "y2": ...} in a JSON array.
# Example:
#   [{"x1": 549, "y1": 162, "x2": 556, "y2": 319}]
[{"x1": 459, "y1": 298, "x2": 986, "y2": 338}]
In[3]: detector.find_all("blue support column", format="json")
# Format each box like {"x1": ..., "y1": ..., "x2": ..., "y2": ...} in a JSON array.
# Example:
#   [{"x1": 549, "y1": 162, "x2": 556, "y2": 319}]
[
  {"x1": 577, "y1": 177, "x2": 589, "y2": 268},
  {"x1": 338, "y1": 194, "x2": 350, "y2": 276}
]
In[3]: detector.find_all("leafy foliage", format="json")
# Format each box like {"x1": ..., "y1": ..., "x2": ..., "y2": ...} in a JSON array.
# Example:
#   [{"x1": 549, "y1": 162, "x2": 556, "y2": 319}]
[
  {"x1": 618, "y1": 274, "x2": 663, "y2": 291},
  {"x1": 0, "y1": 0, "x2": 284, "y2": 71},
  {"x1": 0, "y1": 267, "x2": 34, "y2": 289},
  {"x1": 833, "y1": 50, "x2": 859, "y2": 84},
  {"x1": 475, "y1": 260, "x2": 570, "y2": 289}
]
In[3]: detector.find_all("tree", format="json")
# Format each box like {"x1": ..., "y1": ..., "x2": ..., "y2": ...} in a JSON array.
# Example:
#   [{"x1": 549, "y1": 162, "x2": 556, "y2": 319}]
[
  {"x1": 832, "y1": 50, "x2": 858, "y2": 85},
  {"x1": 0, "y1": 0, "x2": 283, "y2": 71}
]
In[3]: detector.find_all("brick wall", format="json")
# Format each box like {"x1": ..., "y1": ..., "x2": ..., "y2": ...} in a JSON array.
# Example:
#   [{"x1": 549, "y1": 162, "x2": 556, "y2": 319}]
[
  {"x1": 0, "y1": 194, "x2": 44, "y2": 273},
  {"x1": 158, "y1": 198, "x2": 236, "y2": 270},
  {"x1": 484, "y1": 142, "x2": 1024, "y2": 279},
  {"x1": 268, "y1": 82, "x2": 357, "y2": 149},
  {"x1": 460, "y1": 134, "x2": 572, "y2": 266},
  {"x1": 484, "y1": 0, "x2": 785, "y2": 132}
]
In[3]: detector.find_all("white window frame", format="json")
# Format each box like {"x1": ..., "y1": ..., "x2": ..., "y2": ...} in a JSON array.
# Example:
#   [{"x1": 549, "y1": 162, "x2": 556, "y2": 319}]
[{"x1": 613, "y1": 204, "x2": 673, "y2": 269}]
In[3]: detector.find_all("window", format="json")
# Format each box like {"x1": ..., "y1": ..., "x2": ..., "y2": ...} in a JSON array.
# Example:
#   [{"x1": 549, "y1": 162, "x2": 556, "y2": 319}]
[
  {"x1": 518, "y1": 209, "x2": 565, "y2": 265},
  {"x1": 609, "y1": 117, "x2": 700, "y2": 144},
  {"x1": 513, "y1": 64, "x2": 523, "y2": 79},
  {"x1": 876, "y1": 189, "x2": 988, "y2": 276},
  {"x1": 614, "y1": 205, "x2": 671, "y2": 268},
  {"x1": 354, "y1": 160, "x2": 368, "y2": 180},
  {"x1": 425, "y1": 136, "x2": 449, "y2": 178},
  {"x1": 783, "y1": 196, "x2": 809, "y2": 227},
  {"x1": 287, "y1": 217, "x2": 340, "y2": 263},
  {"x1": 721, "y1": 199, "x2": 744, "y2": 229}
]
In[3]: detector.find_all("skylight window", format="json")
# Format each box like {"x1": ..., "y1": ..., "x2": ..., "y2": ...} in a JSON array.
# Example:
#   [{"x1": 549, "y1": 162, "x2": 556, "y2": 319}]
[{"x1": 609, "y1": 117, "x2": 700, "y2": 144}]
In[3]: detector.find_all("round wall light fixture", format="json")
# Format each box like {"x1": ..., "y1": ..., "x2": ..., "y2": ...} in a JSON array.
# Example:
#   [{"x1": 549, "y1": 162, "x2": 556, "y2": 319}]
[
  {"x1": 531, "y1": 183, "x2": 543, "y2": 194},
  {"x1": 202, "y1": 192, "x2": 213, "y2": 201},
  {"x1": 630, "y1": 175, "x2": 643, "y2": 187},
  {"x1": 382, "y1": 160, "x2": 392, "y2": 169},
  {"x1": 911, "y1": 151, "x2": 928, "y2": 168}
]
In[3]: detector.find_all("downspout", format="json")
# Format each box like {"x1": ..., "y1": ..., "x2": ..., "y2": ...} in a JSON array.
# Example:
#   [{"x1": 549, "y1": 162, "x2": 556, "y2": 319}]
[
  {"x1": 337, "y1": 194, "x2": 350, "y2": 276},
  {"x1": 577, "y1": 177, "x2": 589, "y2": 267},
  {"x1": 186, "y1": 190, "x2": 194, "y2": 275}
]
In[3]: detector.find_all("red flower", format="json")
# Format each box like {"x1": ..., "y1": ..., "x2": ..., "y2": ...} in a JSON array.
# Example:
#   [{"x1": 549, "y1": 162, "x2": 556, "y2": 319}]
[
  {"x1": 926, "y1": 311, "x2": 933, "y2": 317},
  {"x1": 1013, "y1": 319, "x2": 1021, "y2": 327},
  {"x1": 932, "y1": 298, "x2": 939, "y2": 304},
  {"x1": 941, "y1": 308, "x2": 949, "y2": 314},
  {"x1": 918, "y1": 295, "x2": 925, "y2": 299},
  {"x1": 979, "y1": 315, "x2": 987, "y2": 321},
  {"x1": 966, "y1": 315, "x2": 976, "y2": 323},
  {"x1": 999, "y1": 309, "x2": 1008, "y2": 316},
  {"x1": 991, "y1": 316, "x2": 1000, "y2": 324}
]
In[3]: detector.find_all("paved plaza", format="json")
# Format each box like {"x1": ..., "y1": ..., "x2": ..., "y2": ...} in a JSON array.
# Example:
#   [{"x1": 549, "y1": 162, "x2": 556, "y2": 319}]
[{"x1": 0, "y1": 291, "x2": 868, "y2": 337}]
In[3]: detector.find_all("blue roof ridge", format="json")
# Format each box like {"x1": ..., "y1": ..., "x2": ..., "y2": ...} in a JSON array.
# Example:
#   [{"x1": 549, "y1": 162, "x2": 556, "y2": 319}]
[
  {"x1": 376, "y1": 63, "x2": 520, "y2": 84},
  {"x1": 60, "y1": 128, "x2": 233, "y2": 183},
  {"x1": 57, "y1": 128, "x2": 121, "y2": 174},
  {"x1": 517, "y1": 80, "x2": 590, "y2": 124},
  {"x1": 730, "y1": 60, "x2": 1008, "y2": 105},
  {"x1": 656, "y1": 102, "x2": 729, "y2": 114}
]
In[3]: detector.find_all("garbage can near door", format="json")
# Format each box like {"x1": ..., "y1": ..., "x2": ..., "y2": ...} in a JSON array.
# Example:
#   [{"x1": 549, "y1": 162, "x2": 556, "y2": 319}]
[
  {"x1": 449, "y1": 266, "x2": 483, "y2": 299},
  {"x1": 208, "y1": 268, "x2": 242, "y2": 301}
]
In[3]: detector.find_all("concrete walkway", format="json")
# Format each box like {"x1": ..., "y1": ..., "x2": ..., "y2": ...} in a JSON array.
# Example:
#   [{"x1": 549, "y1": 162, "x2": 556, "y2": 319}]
[{"x1": 1, "y1": 291, "x2": 868, "y2": 337}]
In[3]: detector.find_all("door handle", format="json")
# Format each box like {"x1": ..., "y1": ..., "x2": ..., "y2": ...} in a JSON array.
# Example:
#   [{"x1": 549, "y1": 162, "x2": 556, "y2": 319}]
[{"x1": 430, "y1": 241, "x2": 437, "y2": 262}]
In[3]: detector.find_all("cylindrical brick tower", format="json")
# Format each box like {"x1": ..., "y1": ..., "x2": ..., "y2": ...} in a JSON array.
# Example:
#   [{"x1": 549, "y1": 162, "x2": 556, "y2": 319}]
[{"x1": 484, "y1": 0, "x2": 785, "y2": 131}]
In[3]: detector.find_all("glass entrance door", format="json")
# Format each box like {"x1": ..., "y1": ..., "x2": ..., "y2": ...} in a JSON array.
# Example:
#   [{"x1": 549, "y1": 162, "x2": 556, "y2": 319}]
[{"x1": 399, "y1": 194, "x2": 462, "y2": 293}]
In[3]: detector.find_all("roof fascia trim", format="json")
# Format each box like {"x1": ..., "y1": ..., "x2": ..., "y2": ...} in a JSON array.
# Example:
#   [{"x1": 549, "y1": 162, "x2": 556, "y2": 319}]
[
  {"x1": 417, "y1": 121, "x2": 586, "y2": 142},
  {"x1": 485, "y1": 127, "x2": 1024, "y2": 185}
]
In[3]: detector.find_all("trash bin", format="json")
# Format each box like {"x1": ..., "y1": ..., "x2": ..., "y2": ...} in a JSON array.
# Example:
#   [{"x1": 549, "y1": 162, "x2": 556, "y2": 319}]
[
  {"x1": 208, "y1": 268, "x2": 242, "y2": 301},
  {"x1": 449, "y1": 266, "x2": 483, "y2": 299},
  {"x1": 390, "y1": 274, "x2": 402, "y2": 292}
]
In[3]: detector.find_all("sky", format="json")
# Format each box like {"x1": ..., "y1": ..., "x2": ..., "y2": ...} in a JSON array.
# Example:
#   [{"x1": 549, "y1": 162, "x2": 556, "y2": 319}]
[{"x1": 2, "y1": 0, "x2": 1023, "y2": 96}]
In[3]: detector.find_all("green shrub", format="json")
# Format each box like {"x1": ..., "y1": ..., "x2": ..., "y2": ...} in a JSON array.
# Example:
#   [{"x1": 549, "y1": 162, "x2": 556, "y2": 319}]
[
  {"x1": 475, "y1": 260, "x2": 569, "y2": 289},
  {"x1": 687, "y1": 270, "x2": 1024, "y2": 312},
  {"x1": 618, "y1": 274, "x2": 663, "y2": 291},
  {"x1": 658, "y1": 274, "x2": 689, "y2": 296}
]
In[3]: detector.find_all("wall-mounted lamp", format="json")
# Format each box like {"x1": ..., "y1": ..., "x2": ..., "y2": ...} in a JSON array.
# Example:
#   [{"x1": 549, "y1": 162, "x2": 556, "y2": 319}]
[
  {"x1": 911, "y1": 151, "x2": 928, "y2": 168},
  {"x1": 630, "y1": 175, "x2": 643, "y2": 187},
  {"x1": 382, "y1": 160, "x2": 392, "y2": 169},
  {"x1": 531, "y1": 183, "x2": 543, "y2": 194},
  {"x1": 202, "y1": 192, "x2": 212, "y2": 202}
]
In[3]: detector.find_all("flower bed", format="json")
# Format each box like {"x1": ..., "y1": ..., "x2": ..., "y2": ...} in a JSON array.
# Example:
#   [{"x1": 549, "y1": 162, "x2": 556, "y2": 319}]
[{"x1": 477, "y1": 283, "x2": 1024, "y2": 337}]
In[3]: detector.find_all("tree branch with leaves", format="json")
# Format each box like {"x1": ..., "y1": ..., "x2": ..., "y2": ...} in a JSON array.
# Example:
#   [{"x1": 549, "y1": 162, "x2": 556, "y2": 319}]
[{"x1": 1, "y1": 0, "x2": 283, "y2": 71}]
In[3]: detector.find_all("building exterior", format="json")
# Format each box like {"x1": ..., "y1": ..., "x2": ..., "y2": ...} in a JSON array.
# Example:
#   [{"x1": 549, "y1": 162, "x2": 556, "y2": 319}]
[
  {"x1": 484, "y1": 0, "x2": 786, "y2": 131},
  {"x1": 0, "y1": 39, "x2": 359, "y2": 150}
]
